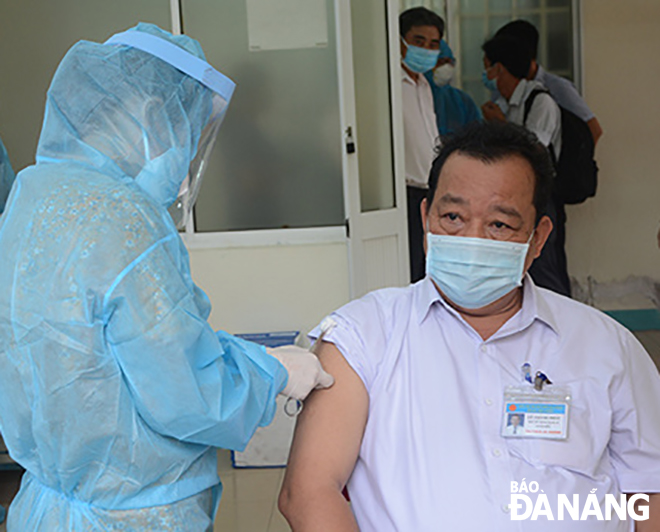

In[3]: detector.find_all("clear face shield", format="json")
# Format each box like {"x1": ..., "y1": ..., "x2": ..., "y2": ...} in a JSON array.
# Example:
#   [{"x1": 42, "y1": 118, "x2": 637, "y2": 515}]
[
  {"x1": 104, "y1": 30, "x2": 236, "y2": 229},
  {"x1": 168, "y1": 93, "x2": 228, "y2": 229}
]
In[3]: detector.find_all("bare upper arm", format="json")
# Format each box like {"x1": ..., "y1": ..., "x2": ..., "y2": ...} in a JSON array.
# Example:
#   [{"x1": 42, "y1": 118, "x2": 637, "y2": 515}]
[{"x1": 283, "y1": 340, "x2": 369, "y2": 493}]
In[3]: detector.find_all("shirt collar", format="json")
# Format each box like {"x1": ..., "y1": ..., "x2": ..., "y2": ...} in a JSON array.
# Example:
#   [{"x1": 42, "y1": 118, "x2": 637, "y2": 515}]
[
  {"x1": 402, "y1": 65, "x2": 415, "y2": 84},
  {"x1": 414, "y1": 274, "x2": 559, "y2": 335},
  {"x1": 402, "y1": 65, "x2": 428, "y2": 87},
  {"x1": 508, "y1": 274, "x2": 559, "y2": 336},
  {"x1": 508, "y1": 78, "x2": 530, "y2": 107}
]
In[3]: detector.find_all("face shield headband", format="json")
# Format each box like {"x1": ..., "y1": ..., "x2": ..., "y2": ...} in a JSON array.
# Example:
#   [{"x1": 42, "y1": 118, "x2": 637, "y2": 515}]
[{"x1": 105, "y1": 30, "x2": 235, "y2": 228}]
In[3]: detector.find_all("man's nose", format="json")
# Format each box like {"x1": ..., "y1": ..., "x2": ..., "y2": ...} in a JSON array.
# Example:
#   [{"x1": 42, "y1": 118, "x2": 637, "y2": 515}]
[{"x1": 464, "y1": 225, "x2": 488, "y2": 240}]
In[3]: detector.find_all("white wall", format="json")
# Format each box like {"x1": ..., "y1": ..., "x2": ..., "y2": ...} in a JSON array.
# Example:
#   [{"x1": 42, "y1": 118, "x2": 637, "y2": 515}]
[
  {"x1": 566, "y1": 1, "x2": 660, "y2": 293},
  {"x1": 188, "y1": 243, "x2": 351, "y2": 338}
]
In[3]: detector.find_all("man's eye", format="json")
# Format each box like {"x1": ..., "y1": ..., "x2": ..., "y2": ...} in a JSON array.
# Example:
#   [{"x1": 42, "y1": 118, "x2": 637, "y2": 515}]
[
  {"x1": 492, "y1": 221, "x2": 511, "y2": 229},
  {"x1": 444, "y1": 213, "x2": 459, "y2": 221}
]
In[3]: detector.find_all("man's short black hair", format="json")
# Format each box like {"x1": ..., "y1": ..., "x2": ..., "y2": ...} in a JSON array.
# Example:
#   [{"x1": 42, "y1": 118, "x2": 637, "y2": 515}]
[
  {"x1": 426, "y1": 122, "x2": 554, "y2": 224},
  {"x1": 496, "y1": 20, "x2": 539, "y2": 60},
  {"x1": 399, "y1": 7, "x2": 445, "y2": 39},
  {"x1": 482, "y1": 35, "x2": 532, "y2": 80}
]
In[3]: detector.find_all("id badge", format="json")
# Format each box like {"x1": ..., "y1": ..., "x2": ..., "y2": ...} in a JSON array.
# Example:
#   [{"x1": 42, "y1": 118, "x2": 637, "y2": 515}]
[{"x1": 501, "y1": 386, "x2": 571, "y2": 440}]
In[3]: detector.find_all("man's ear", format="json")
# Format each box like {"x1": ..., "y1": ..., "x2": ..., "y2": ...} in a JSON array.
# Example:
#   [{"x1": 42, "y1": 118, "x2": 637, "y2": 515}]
[
  {"x1": 420, "y1": 198, "x2": 428, "y2": 231},
  {"x1": 420, "y1": 198, "x2": 429, "y2": 254},
  {"x1": 531, "y1": 215, "x2": 553, "y2": 260}
]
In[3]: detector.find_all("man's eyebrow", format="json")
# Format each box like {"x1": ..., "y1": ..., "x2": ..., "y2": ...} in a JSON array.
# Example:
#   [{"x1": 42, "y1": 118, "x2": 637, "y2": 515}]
[
  {"x1": 491, "y1": 205, "x2": 523, "y2": 220},
  {"x1": 438, "y1": 193, "x2": 467, "y2": 206}
]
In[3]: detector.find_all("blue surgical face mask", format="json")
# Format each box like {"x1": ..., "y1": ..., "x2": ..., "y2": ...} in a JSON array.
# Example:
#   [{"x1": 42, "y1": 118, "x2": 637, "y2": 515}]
[
  {"x1": 402, "y1": 38, "x2": 440, "y2": 74},
  {"x1": 426, "y1": 232, "x2": 532, "y2": 309},
  {"x1": 482, "y1": 69, "x2": 498, "y2": 92}
]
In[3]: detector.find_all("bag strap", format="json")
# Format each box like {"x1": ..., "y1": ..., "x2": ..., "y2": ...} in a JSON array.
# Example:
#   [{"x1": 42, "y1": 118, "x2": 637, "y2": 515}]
[{"x1": 523, "y1": 88, "x2": 550, "y2": 126}]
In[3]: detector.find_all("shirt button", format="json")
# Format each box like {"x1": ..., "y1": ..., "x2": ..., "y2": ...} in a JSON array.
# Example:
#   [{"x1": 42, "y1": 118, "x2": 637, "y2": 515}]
[
  {"x1": 484, "y1": 398, "x2": 493, "y2": 406},
  {"x1": 480, "y1": 345, "x2": 487, "y2": 353},
  {"x1": 502, "y1": 504, "x2": 511, "y2": 513},
  {"x1": 492, "y1": 448, "x2": 502, "y2": 457}
]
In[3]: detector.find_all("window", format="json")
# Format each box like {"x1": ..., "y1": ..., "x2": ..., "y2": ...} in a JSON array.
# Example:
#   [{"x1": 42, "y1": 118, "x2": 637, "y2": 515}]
[{"x1": 181, "y1": 1, "x2": 345, "y2": 233}]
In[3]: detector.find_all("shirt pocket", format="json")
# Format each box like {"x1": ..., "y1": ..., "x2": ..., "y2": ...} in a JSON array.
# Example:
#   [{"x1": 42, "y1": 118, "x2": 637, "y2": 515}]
[{"x1": 507, "y1": 404, "x2": 610, "y2": 476}]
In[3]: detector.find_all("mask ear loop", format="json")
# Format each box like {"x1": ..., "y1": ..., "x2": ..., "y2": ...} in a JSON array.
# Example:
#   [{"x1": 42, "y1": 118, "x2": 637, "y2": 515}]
[{"x1": 526, "y1": 227, "x2": 536, "y2": 245}]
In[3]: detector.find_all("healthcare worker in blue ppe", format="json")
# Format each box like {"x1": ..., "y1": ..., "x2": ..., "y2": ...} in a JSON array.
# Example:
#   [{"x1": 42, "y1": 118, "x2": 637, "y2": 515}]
[
  {"x1": 425, "y1": 40, "x2": 481, "y2": 137},
  {"x1": 0, "y1": 136, "x2": 15, "y2": 526},
  {"x1": 0, "y1": 23, "x2": 333, "y2": 531},
  {"x1": 0, "y1": 136, "x2": 15, "y2": 214}
]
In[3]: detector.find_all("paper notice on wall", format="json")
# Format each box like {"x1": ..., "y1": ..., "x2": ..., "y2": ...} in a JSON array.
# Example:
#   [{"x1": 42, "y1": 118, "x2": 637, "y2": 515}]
[{"x1": 246, "y1": 0, "x2": 328, "y2": 52}]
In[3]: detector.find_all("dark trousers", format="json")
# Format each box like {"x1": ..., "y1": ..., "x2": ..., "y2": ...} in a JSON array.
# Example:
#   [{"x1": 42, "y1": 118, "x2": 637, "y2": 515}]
[
  {"x1": 529, "y1": 197, "x2": 571, "y2": 297},
  {"x1": 407, "y1": 186, "x2": 427, "y2": 283}
]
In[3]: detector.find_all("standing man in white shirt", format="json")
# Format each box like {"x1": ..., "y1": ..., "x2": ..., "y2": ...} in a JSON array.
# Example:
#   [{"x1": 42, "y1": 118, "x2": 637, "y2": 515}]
[
  {"x1": 399, "y1": 7, "x2": 443, "y2": 282},
  {"x1": 279, "y1": 122, "x2": 660, "y2": 532},
  {"x1": 481, "y1": 34, "x2": 571, "y2": 297}
]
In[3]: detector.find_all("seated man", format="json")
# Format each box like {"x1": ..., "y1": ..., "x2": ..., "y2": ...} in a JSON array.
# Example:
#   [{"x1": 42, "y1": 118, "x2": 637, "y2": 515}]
[{"x1": 279, "y1": 122, "x2": 660, "y2": 531}]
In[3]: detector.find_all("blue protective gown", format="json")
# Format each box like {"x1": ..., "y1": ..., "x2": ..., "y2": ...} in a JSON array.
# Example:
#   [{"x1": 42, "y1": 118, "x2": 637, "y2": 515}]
[
  {"x1": 0, "y1": 24, "x2": 287, "y2": 530},
  {"x1": 424, "y1": 72, "x2": 482, "y2": 137},
  {"x1": 0, "y1": 137, "x2": 15, "y2": 214}
]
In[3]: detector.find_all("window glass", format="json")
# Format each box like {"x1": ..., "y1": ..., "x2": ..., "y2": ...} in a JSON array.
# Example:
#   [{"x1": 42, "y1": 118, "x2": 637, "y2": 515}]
[
  {"x1": 461, "y1": 0, "x2": 487, "y2": 15},
  {"x1": 182, "y1": 0, "x2": 344, "y2": 232},
  {"x1": 352, "y1": 0, "x2": 396, "y2": 212},
  {"x1": 490, "y1": 0, "x2": 513, "y2": 13},
  {"x1": 546, "y1": 10, "x2": 573, "y2": 75}
]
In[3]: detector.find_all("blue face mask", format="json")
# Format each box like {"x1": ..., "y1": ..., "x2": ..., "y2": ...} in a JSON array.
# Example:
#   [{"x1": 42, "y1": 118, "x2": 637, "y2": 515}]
[
  {"x1": 482, "y1": 69, "x2": 498, "y2": 92},
  {"x1": 402, "y1": 39, "x2": 440, "y2": 74},
  {"x1": 426, "y1": 232, "x2": 532, "y2": 309}
]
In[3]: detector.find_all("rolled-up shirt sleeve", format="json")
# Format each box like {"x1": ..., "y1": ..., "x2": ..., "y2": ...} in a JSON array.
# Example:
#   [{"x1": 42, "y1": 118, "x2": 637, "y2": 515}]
[{"x1": 309, "y1": 295, "x2": 388, "y2": 392}]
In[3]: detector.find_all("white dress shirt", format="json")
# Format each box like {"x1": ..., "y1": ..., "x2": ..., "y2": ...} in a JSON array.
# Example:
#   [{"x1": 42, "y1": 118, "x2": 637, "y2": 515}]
[
  {"x1": 493, "y1": 65, "x2": 595, "y2": 123},
  {"x1": 312, "y1": 276, "x2": 660, "y2": 531},
  {"x1": 401, "y1": 66, "x2": 438, "y2": 188},
  {"x1": 506, "y1": 78, "x2": 562, "y2": 158}
]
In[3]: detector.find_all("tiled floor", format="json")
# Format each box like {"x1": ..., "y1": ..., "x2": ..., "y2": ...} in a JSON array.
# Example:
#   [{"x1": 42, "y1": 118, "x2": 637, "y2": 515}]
[{"x1": 0, "y1": 330, "x2": 659, "y2": 531}]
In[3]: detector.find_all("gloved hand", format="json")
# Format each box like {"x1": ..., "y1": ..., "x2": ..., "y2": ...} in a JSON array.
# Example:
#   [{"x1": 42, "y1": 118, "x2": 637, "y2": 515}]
[{"x1": 267, "y1": 345, "x2": 334, "y2": 401}]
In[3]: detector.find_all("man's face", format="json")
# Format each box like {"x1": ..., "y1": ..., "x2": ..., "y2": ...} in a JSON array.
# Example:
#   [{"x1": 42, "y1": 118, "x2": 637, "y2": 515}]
[
  {"x1": 483, "y1": 56, "x2": 502, "y2": 88},
  {"x1": 511, "y1": 415, "x2": 521, "y2": 426},
  {"x1": 421, "y1": 152, "x2": 552, "y2": 275},
  {"x1": 401, "y1": 25, "x2": 441, "y2": 58}
]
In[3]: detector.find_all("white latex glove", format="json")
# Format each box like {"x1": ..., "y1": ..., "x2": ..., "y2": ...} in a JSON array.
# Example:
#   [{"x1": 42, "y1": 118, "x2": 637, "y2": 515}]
[{"x1": 267, "y1": 345, "x2": 334, "y2": 401}]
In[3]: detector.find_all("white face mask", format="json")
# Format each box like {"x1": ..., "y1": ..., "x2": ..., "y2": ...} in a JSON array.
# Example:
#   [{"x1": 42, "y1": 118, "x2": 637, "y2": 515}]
[
  {"x1": 433, "y1": 63, "x2": 455, "y2": 87},
  {"x1": 426, "y1": 231, "x2": 533, "y2": 309}
]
